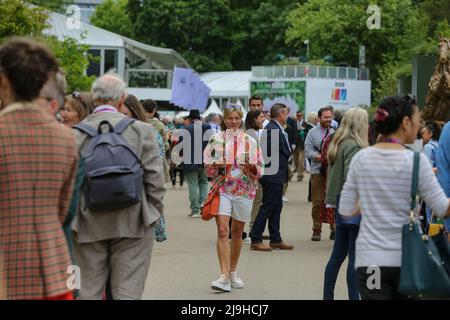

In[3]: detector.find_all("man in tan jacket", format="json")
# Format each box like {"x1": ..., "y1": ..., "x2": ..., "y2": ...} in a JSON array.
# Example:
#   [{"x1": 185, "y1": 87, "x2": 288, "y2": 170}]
[{"x1": 72, "y1": 73, "x2": 166, "y2": 299}]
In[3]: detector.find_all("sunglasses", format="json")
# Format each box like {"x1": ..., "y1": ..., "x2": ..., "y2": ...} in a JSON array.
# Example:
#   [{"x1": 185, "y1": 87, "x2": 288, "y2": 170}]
[
  {"x1": 72, "y1": 91, "x2": 82, "y2": 99},
  {"x1": 72, "y1": 91, "x2": 88, "y2": 108},
  {"x1": 224, "y1": 104, "x2": 242, "y2": 110}
]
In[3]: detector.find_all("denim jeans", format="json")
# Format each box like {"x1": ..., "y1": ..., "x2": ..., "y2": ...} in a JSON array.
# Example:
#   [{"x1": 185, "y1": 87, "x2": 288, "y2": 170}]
[{"x1": 323, "y1": 225, "x2": 359, "y2": 300}]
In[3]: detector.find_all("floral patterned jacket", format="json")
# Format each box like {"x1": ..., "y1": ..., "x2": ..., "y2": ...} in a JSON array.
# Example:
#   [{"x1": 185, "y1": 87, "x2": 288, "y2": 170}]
[{"x1": 204, "y1": 130, "x2": 264, "y2": 199}]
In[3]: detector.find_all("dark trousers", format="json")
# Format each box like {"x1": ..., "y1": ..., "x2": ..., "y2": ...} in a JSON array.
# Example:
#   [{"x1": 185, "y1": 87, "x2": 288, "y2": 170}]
[
  {"x1": 357, "y1": 267, "x2": 409, "y2": 300},
  {"x1": 323, "y1": 225, "x2": 359, "y2": 300},
  {"x1": 250, "y1": 182, "x2": 283, "y2": 244}
]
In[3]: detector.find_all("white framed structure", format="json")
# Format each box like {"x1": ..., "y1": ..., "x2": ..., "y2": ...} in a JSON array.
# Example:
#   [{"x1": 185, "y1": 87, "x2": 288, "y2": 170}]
[{"x1": 45, "y1": 11, "x2": 190, "y2": 101}]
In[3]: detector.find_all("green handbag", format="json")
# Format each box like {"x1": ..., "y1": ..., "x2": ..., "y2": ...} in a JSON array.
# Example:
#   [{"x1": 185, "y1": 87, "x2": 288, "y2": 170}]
[{"x1": 398, "y1": 152, "x2": 450, "y2": 298}]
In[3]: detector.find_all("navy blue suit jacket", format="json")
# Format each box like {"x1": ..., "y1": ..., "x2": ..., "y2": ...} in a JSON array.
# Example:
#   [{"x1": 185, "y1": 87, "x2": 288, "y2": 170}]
[
  {"x1": 181, "y1": 122, "x2": 212, "y2": 172},
  {"x1": 260, "y1": 120, "x2": 292, "y2": 185}
]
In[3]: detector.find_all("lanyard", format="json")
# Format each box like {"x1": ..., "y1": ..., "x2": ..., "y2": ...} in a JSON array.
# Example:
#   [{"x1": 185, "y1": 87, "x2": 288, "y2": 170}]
[
  {"x1": 93, "y1": 105, "x2": 118, "y2": 114},
  {"x1": 321, "y1": 127, "x2": 329, "y2": 141}
]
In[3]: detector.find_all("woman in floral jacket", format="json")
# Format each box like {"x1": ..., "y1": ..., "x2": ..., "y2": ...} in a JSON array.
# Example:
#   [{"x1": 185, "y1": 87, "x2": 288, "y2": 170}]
[{"x1": 204, "y1": 105, "x2": 263, "y2": 292}]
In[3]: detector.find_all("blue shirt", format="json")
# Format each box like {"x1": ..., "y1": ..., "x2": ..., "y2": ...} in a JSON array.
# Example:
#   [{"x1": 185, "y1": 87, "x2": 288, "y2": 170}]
[{"x1": 436, "y1": 122, "x2": 450, "y2": 230}]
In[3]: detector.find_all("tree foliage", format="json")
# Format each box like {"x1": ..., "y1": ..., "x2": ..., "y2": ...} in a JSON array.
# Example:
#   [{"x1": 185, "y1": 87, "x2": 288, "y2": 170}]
[
  {"x1": 45, "y1": 36, "x2": 96, "y2": 92},
  {"x1": 0, "y1": 0, "x2": 95, "y2": 92},
  {"x1": 286, "y1": 0, "x2": 428, "y2": 88},
  {"x1": 127, "y1": 0, "x2": 233, "y2": 72},
  {"x1": 229, "y1": 1, "x2": 303, "y2": 70},
  {"x1": 26, "y1": 0, "x2": 72, "y2": 13},
  {"x1": 123, "y1": 0, "x2": 306, "y2": 71},
  {"x1": 90, "y1": 0, "x2": 134, "y2": 38},
  {"x1": 0, "y1": 0, "x2": 48, "y2": 42}
]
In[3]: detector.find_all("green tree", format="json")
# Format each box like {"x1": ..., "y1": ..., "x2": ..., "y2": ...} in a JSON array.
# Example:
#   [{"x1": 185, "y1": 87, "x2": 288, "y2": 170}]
[
  {"x1": 26, "y1": 0, "x2": 72, "y2": 13},
  {"x1": 0, "y1": 0, "x2": 48, "y2": 42},
  {"x1": 45, "y1": 36, "x2": 96, "y2": 92},
  {"x1": 90, "y1": 0, "x2": 134, "y2": 38},
  {"x1": 0, "y1": 0, "x2": 95, "y2": 92},
  {"x1": 286, "y1": 0, "x2": 428, "y2": 100},
  {"x1": 230, "y1": 1, "x2": 302, "y2": 70},
  {"x1": 418, "y1": 0, "x2": 450, "y2": 36},
  {"x1": 127, "y1": 0, "x2": 233, "y2": 72}
]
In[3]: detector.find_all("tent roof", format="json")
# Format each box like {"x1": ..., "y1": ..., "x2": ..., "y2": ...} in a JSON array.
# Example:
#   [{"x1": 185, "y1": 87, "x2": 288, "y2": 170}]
[
  {"x1": 44, "y1": 11, "x2": 190, "y2": 69},
  {"x1": 127, "y1": 88, "x2": 172, "y2": 101},
  {"x1": 202, "y1": 100, "x2": 222, "y2": 117},
  {"x1": 200, "y1": 71, "x2": 251, "y2": 97}
]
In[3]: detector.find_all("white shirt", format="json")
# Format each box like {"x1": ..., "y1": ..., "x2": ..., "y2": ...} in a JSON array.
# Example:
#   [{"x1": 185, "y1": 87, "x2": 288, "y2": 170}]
[
  {"x1": 273, "y1": 119, "x2": 291, "y2": 153},
  {"x1": 340, "y1": 147, "x2": 449, "y2": 267}
]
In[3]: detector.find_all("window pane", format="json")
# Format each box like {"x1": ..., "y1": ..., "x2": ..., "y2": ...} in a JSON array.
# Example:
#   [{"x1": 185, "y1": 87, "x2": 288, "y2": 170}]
[
  {"x1": 87, "y1": 49, "x2": 101, "y2": 77},
  {"x1": 105, "y1": 49, "x2": 118, "y2": 73}
]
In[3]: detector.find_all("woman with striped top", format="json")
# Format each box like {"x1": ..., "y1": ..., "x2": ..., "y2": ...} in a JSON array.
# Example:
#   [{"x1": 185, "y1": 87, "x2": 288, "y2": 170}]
[{"x1": 339, "y1": 95, "x2": 450, "y2": 300}]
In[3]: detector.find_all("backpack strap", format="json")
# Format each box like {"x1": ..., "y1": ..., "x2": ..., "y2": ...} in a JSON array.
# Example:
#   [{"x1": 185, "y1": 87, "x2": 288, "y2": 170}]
[
  {"x1": 114, "y1": 118, "x2": 136, "y2": 135},
  {"x1": 73, "y1": 123, "x2": 99, "y2": 138}
]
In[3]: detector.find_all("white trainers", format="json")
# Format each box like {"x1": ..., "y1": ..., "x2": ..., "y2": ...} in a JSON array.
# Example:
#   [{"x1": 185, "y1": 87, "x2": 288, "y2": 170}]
[
  {"x1": 242, "y1": 236, "x2": 251, "y2": 244},
  {"x1": 191, "y1": 213, "x2": 201, "y2": 218},
  {"x1": 211, "y1": 274, "x2": 231, "y2": 292},
  {"x1": 282, "y1": 196, "x2": 289, "y2": 202},
  {"x1": 229, "y1": 272, "x2": 244, "y2": 289}
]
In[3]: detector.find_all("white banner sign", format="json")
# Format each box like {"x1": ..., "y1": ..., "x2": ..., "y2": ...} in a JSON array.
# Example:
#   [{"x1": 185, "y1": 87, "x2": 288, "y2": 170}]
[{"x1": 305, "y1": 78, "x2": 371, "y2": 114}]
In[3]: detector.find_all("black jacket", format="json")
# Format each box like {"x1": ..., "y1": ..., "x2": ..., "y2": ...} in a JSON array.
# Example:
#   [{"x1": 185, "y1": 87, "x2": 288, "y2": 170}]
[
  {"x1": 260, "y1": 120, "x2": 292, "y2": 185},
  {"x1": 181, "y1": 121, "x2": 212, "y2": 172}
]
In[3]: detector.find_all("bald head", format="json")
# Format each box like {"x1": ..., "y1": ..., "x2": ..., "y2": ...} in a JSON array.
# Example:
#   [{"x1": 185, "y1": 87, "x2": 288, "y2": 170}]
[{"x1": 91, "y1": 73, "x2": 127, "y2": 108}]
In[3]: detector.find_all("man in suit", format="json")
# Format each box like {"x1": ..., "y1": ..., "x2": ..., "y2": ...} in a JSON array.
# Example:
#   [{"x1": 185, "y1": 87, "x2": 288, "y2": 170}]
[
  {"x1": 72, "y1": 73, "x2": 166, "y2": 299},
  {"x1": 250, "y1": 103, "x2": 294, "y2": 251},
  {"x1": 305, "y1": 106, "x2": 335, "y2": 241},
  {"x1": 0, "y1": 38, "x2": 78, "y2": 299},
  {"x1": 245, "y1": 95, "x2": 269, "y2": 129},
  {"x1": 181, "y1": 109, "x2": 212, "y2": 218}
]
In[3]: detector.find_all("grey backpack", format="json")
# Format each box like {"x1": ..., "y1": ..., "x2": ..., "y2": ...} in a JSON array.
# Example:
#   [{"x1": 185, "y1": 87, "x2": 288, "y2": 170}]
[{"x1": 74, "y1": 118, "x2": 143, "y2": 211}]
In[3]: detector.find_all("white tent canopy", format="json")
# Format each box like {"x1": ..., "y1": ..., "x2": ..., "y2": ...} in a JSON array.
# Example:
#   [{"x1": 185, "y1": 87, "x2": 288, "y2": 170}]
[
  {"x1": 200, "y1": 71, "x2": 251, "y2": 98},
  {"x1": 202, "y1": 100, "x2": 222, "y2": 117}
]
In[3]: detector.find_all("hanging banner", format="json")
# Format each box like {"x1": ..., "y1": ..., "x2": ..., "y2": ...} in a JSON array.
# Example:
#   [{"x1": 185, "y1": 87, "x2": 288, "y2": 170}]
[
  {"x1": 170, "y1": 67, "x2": 194, "y2": 108},
  {"x1": 171, "y1": 67, "x2": 210, "y2": 111}
]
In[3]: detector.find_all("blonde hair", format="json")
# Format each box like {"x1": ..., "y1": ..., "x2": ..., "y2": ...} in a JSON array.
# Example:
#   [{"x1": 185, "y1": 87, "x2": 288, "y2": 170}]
[
  {"x1": 221, "y1": 106, "x2": 244, "y2": 131},
  {"x1": 307, "y1": 111, "x2": 318, "y2": 124},
  {"x1": 327, "y1": 107, "x2": 369, "y2": 166}
]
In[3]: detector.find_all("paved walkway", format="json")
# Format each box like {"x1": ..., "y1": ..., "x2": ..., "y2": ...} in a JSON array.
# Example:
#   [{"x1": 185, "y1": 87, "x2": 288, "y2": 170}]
[{"x1": 142, "y1": 173, "x2": 348, "y2": 300}]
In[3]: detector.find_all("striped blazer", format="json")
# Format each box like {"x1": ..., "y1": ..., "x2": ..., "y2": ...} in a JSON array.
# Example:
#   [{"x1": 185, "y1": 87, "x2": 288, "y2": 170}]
[{"x1": 0, "y1": 103, "x2": 78, "y2": 299}]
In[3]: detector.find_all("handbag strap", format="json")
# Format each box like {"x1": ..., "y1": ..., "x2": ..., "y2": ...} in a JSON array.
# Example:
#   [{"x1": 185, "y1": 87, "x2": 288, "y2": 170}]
[{"x1": 410, "y1": 151, "x2": 420, "y2": 216}]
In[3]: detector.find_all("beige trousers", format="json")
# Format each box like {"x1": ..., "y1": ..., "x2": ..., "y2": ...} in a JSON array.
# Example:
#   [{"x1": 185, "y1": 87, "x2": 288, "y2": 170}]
[{"x1": 74, "y1": 226, "x2": 155, "y2": 300}]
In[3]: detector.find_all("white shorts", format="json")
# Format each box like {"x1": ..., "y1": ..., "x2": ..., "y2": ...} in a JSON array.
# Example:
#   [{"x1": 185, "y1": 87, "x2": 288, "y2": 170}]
[{"x1": 218, "y1": 192, "x2": 253, "y2": 223}]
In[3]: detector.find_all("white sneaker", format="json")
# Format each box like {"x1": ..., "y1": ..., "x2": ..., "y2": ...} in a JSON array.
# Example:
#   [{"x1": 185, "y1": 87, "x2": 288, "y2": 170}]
[
  {"x1": 282, "y1": 196, "x2": 289, "y2": 202},
  {"x1": 242, "y1": 236, "x2": 251, "y2": 244},
  {"x1": 191, "y1": 213, "x2": 201, "y2": 218},
  {"x1": 229, "y1": 272, "x2": 244, "y2": 289},
  {"x1": 211, "y1": 274, "x2": 231, "y2": 292}
]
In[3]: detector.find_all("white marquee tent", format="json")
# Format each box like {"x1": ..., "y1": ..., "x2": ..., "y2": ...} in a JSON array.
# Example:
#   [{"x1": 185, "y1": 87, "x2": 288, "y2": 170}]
[{"x1": 202, "y1": 99, "x2": 222, "y2": 117}]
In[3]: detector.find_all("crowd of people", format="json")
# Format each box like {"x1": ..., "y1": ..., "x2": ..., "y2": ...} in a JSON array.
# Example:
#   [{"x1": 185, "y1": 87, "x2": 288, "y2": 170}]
[{"x1": 0, "y1": 37, "x2": 449, "y2": 300}]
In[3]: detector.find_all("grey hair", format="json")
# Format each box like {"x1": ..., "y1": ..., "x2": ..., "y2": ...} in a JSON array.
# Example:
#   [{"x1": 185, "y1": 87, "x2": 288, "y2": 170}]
[
  {"x1": 40, "y1": 69, "x2": 67, "y2": 108},
  {"x1": 206, "y1": 113, "x2": 217, "y2": 123},
  {"x1": 270, "y1": 103, "x2": 287, "y2": 119},
  {"x1": 91, "y1": 72, "x2": 126, "y2": 106}
]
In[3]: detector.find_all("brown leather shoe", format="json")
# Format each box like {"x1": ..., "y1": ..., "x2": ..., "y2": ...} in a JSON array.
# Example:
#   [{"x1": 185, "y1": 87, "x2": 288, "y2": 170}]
[
  {"x1": 250, "y1": 243, "x2": 272, "y2": 251},
  {"x1": 270, "y1": 242, "x2": 294, "y2": 250}
]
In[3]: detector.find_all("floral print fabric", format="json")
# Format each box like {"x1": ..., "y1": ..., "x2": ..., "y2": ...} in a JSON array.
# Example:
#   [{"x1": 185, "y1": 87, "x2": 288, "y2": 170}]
[{"x1": 204, "y1": 130, "x2": 264, "y2": 200}]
